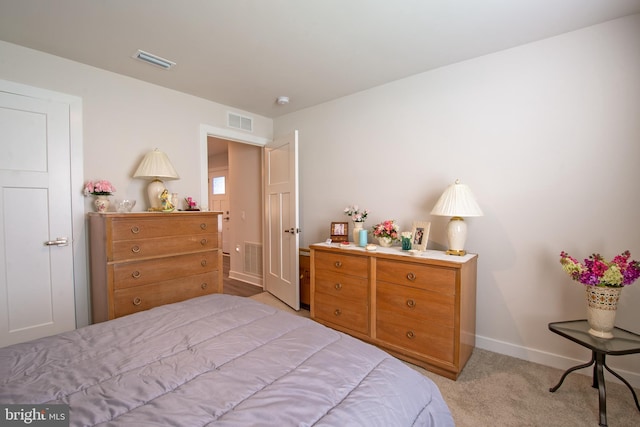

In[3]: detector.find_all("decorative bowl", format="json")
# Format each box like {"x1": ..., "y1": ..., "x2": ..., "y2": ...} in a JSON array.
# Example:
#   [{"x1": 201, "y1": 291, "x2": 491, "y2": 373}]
[{"x1": 116, "y1": 199, "x2": 136, "y2": 212}]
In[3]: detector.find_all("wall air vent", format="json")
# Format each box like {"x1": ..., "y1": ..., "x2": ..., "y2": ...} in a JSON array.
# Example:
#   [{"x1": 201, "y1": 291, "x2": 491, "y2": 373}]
[
  {"x1": 244, "y1": 242, "x2": 263, "y2": 276},
  {"x1": 132, "y1": 50, "x2": 176, "y2": 69},
  {"x1": 227, "y1": 112, "x2": 253, "y2": 132}
]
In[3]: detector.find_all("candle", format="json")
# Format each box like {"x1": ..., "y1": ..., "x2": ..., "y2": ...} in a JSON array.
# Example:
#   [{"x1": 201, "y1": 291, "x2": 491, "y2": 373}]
[{"x1": 359, "y1": 229, "x2": 368, "y2": 247}]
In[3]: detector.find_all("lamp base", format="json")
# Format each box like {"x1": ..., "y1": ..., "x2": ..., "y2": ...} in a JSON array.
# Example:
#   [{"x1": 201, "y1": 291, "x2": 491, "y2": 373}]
[
  {"x1": 445, "y1": 249, "x2": 467, "y2": 256},
  {"x1": 446, "y1": 216, "x2": 467, "y2": 256},
  {"x1": 147, "y1": 179, "x2": 165, "y2": 210}
]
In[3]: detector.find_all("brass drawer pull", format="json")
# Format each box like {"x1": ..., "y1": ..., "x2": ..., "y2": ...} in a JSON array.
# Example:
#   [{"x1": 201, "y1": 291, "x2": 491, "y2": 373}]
[
  {"x1": 334, "y1": 261, "x2": 342, "y2": 268},
  {"x1": 200, "y1": 223, "x2": 207, "y2": 230},
  {"x1": 406, "y1": 331, "x2": 415, "y2": 339},
  {"x1": 131, "y1": 226, "x2": 140, "y2": 234},
  {"x1": 200, "y1": 238, "x2": 208, "y2": 246},
  {"x1": 131, "y1": 245, "x2": 141, "y2": 253},
  {"x1": 406, "y1": 299, "x2": 416, "y2": 308},
  {"x1": 201, "y1": 260, "x2": 207, "y2": 267},
  {"x1": 335, "y1": 283, "x2": 342, "y2": 290},
  {"x1": 334, "y1": 308, "x2": 342, "y2": 316},
  {"x1": 131, "y1": 271, "x2": 141, "y2": 279},
  {"x1": 201, "y1": 283, "x2": 208, "y2": 290},
  {"x1": 406, "y1": 272, "x2": 416, "y2": 281},
  {"x1": 133, "y1": 297, "x2": 142, "y2": 306}
]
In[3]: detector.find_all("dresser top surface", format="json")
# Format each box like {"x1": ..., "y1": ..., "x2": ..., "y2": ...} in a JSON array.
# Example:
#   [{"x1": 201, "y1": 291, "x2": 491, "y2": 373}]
[
  {"x1": 310, "y1": 242, "x2": 477, "y2": 265},
  {"x1": 88, "y1": 211, "x2": 222, "y2": 218}
]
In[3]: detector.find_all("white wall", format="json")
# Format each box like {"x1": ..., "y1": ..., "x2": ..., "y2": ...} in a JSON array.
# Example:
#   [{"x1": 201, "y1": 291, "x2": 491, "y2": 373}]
[
  {"x1": 0, "y1": 40, "x2": 273, "y2": 324},
  {"x1": 275, "y1": 15, "x2": 640, "y2": 385}
]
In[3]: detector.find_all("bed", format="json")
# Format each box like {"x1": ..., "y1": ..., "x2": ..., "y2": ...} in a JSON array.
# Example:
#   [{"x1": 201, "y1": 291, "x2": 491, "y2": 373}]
[{"x1": 0, "y1": 294, "x2": 453, "y2": 426}]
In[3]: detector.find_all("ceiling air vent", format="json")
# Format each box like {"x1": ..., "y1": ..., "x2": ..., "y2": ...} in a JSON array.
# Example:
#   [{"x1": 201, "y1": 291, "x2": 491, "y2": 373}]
[{"x1": 227, "y1": 112, "x2": 253, "y2": 132}]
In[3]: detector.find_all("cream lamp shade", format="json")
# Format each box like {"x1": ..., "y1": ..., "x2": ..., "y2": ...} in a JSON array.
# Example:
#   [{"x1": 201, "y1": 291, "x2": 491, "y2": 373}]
[
  {"x1": 431, "y1": 179, "x2": 483, "y2": 256},
  {"x1": 133, "y1": 149, "x2": 179, "y2": 210}
]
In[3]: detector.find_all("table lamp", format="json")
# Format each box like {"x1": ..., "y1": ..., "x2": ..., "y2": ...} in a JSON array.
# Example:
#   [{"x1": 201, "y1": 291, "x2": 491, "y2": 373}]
[
  {"x1": 133, "y1": 148, "x2": 179, "y2": 211},
  {"x1": 430, "y1": 179, "x2": 483, "y2": 256}
]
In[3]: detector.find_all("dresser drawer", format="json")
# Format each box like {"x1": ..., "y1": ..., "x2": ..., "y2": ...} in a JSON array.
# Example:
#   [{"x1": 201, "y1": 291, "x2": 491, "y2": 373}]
[
  {"x1": 314, "y1": 251, "x2": 368, "y2": 278},
  {"x1": 376, "y1": 282, "x2": 454, "y2": 327},
  {"x1": 314, "y1": 291, "x2": 368, "y2": 335},
  {"x1": 377, "y1": 259, "x2": 456, "y2": 294},
  {"x1": 112, "y1": 251, "x2": 218, "y2": 289},
  {"x1": 376, "y1": 313, "x2": 455, "y2": 364},
  {"x1": 110, "y1": 233, "x2": 217, "y2": 261},
  {"x1": 315, "y1": 269, "x2": 368, "y2": 300},
  {"x1": 111, "y1": 215, "x2": 217, "y2": 241},
  {"x1": 113, "y1": 273, "x2": 216, "y2": 318}
]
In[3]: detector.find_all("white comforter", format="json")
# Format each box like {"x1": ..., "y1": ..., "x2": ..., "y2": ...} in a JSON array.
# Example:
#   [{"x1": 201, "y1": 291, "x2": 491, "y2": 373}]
[{"x1": 0, "y1": 294, "x2": 453, "y2": 426}]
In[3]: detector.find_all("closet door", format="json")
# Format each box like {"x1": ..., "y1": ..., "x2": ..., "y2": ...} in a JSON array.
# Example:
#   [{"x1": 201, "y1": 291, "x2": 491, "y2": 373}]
[{"x1": 0, "y1": 87, "x2": 76, "y2": 347}]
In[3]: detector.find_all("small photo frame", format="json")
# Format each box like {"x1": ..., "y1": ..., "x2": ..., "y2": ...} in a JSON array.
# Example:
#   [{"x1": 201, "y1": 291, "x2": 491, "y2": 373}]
[
  {"x1": 330, "y1": 222, "x2": 349, "y2": 242},
  {"x1": 411, "y1": 221, "x2": 431, "y2": 251}
]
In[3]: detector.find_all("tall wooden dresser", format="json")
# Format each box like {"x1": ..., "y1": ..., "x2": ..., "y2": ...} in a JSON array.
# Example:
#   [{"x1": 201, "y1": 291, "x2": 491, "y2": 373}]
[
  {"x1": 88, "y1": 212, "x2": 222, "y2": 323},
  {"x1": 310, "y1": 244, "x2": 477, "y2": 380}
]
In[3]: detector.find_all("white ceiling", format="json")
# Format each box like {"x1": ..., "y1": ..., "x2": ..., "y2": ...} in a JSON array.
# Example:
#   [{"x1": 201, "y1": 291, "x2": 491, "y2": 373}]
[{"x1": 1, "y1": 0, "x2": 639, "y2": 118}]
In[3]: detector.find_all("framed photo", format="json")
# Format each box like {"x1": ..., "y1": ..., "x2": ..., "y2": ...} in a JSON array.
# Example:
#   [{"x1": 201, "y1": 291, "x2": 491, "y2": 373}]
[
  {"x1": 330, "y1": 222, "x2": 349, "y2": 242},
  {"x1": 411, "y1": 221, "x2": 431, "y2": 251}
]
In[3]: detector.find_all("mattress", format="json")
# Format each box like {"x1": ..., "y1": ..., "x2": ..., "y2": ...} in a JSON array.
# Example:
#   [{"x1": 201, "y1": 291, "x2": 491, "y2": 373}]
[{"x1": 0, "y1": 294, "x2": 453, "y2": 426}]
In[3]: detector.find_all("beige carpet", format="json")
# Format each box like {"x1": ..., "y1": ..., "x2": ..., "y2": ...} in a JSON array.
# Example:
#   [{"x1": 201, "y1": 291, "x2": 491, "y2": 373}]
[{"x1": 250, "y1": 292, "x2": 639, "y2": 426}]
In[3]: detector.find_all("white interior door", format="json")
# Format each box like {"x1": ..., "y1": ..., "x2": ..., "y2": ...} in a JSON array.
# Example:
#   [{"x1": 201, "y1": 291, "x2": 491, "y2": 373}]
[
  {"x1": 264, "y1": 131, "x2": 299, "y2": 310},
  {"x1": 0, "y1": 89, "x2": 76, "y2": 347}
]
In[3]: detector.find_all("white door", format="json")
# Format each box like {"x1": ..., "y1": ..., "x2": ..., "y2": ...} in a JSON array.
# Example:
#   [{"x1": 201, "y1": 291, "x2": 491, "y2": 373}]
[
  {"x1": 209, "y1": 169, "x2": 230, "y2": 253},
  {"x1": 264, "y1": 131, "x2": 299, "y2": 310},
  {"x1": 0, "y1": 90, "x2": 76, "y2": 347}
]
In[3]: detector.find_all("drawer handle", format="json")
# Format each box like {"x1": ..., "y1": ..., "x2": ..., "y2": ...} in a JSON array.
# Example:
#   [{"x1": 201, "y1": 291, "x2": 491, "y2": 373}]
[
  {"x1": 131, "y1": 226, "x2": 140, "y2": 234},
  {"x1": 131, "y1": 245, "x2": 141, "y2": 253},
  {"x1": 407, "y1": 272, "x2": 416, "y2": 281},
  {"x1": 201, "y1": 260, "x2": 207, "y2": 267},
  {"x1": 131, "y1": 271, "x2": 141, "y2": 279},
  {"x1": 335, "y1": 283, "x2": 342, "y2": 290},
  {"x1": 200, "y1": 223, "x2": 207, "y2": 230},
  {"x1": 334, "y1": 308, "x2": 342, "y2": 316},
  {"x1": 406, "y1": 299, "x2": 416, "y2": 308},
  {"x1": 406, "y1": 330, "x2": 415, "y2": 339},
  {"x1": 133, "y1": 297, "x2": 142, "y2": 306},
  {"x1": 334, "y1": 261, "x2": 342, "y2": 268},
  {"x1": 201, "y1": 283, "x2": 207, "y2": 290},
  {"x1": 200, "y1": 238, "x2": 208, "y2": 246}
]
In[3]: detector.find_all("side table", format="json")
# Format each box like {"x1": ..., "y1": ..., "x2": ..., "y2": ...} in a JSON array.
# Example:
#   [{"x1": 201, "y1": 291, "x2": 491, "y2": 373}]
[{"x1": 548, "y1": 320, "x2": 640, "y2": 427}]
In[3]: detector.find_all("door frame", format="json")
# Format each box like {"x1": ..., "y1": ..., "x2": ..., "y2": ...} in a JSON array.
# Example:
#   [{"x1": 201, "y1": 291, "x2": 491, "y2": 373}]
[{"x1": 0, "y1": 79, "x2": 87, "y2": 327}]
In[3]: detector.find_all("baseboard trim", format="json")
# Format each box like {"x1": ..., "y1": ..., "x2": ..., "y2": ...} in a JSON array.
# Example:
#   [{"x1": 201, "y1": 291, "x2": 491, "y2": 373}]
[
  {"x1": 476, "y1": 335, "x2": 640, "y2": 389},
  {"x1": 228, "y1": 270, "x2": 263, "y2": 288}
]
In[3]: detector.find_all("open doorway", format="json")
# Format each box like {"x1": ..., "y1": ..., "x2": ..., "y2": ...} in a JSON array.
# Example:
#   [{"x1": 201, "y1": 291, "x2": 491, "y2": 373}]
[{"x1": 207, "y1": 136, "x2": 263, "y2": 289}]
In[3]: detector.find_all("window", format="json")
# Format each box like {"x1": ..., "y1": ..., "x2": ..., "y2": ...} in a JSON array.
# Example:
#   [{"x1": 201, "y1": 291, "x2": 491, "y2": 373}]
[{"x1": 212, "y1": 176, "x2": 226, "y2": 195}]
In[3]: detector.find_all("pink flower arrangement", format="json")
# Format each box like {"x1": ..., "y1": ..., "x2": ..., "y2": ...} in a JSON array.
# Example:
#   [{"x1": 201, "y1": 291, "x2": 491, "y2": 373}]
[
  {"x1": 371, "y1": 219, "x2": 400, "y2": 241},
  {"x1": 185, "y1": 197, "x2": 198, "y2": 209},
  {"x1": 559, "y1": 250, "x2": 640, "y2": 288},
  {"x1": 83, "y1": 180, "x2": 115, "y2": 196}
]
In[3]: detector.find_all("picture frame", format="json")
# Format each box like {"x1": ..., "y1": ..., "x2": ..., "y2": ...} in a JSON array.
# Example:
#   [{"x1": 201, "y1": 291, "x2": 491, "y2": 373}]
[
  {"x1": 330, "y1": 222, "x2": 349, "y2": 242},
  {"x1": 411, "y1": 221, "x2": 431, "y2": 251}
]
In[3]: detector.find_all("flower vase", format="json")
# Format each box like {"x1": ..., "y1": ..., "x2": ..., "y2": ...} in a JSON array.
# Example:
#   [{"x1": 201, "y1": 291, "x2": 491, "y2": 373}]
[
  {"x1": 585, "y1": 285, "x2": 621, "y2": 339},
  {"x1": 378, "y1": 236, "x2": 393, "y2": 248},
  {"x1": 94, "y1": 195, "x2": 110, "y2": 212},
  {"x1": 353, "y1": 222, "x2": 363, "y2": 244}
]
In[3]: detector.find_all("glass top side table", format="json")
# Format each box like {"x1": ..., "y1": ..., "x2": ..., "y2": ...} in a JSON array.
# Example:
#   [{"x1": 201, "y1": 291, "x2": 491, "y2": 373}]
[{"x1": 548, "y1": 320, "x2": 640, "y2": 427}]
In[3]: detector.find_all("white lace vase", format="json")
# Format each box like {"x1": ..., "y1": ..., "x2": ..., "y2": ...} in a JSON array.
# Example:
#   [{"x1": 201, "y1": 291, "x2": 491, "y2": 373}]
[{"x1": 585, "y1": 285, "x2": 621, "y2": 339}]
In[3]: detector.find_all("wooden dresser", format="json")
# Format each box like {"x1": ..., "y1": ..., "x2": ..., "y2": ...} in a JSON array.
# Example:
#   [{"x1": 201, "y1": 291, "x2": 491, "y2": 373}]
[
  {"x1": 310, "y1": 244, "x2": 477, "y2": 380},
  {"x1": 88, "y1": 212, "x2": 222, "y2": 323}
]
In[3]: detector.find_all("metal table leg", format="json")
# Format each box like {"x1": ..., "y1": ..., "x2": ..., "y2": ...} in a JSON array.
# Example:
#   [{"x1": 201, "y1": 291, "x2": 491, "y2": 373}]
[
  {"x1": 549, "y1": 352, "x2": 595, "y2": 392},
  {"x1": 594, "y1": 352, "x2": 607, "y2": 427}
]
